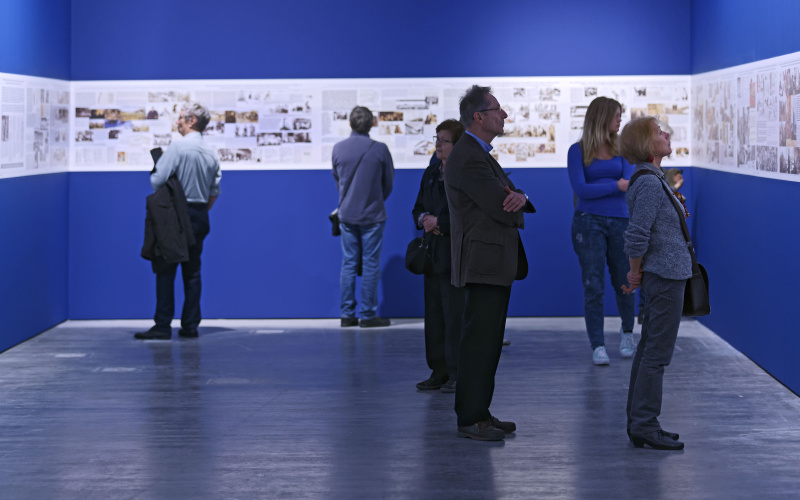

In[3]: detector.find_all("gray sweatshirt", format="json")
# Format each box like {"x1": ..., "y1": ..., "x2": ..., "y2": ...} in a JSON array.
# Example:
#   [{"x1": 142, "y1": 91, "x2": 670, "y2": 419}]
[{"x1": 624, "y1": 163, "x2": 692, "y2": 280}]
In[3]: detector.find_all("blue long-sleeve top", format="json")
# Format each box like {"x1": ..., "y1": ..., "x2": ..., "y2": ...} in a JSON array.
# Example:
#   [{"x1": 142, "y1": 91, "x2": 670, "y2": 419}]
[{"x1": 567, "y1": 142, "x2": 633, "y2": 218}]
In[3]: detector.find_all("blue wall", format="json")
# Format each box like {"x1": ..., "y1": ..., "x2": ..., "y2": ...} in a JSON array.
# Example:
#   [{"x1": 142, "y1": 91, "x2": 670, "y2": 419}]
[
  {"x1": 690, "y1": 0, "x2": 800, "y2": 393},
  {"x1": 0, "y1": 175, "x2": 69, "y2": 352},
  {"x1": 0, "y1": 0, "x2": 71, "y2": 80},
  {"x1": 70, "y1": 0, "x2": 691, "y2": 80},
  {"x1": 692, "y1": 0, "x2": 800, "y2": 74},
  {"x1": 0, "y1": 0, "x2": 71, "y2": 352}
]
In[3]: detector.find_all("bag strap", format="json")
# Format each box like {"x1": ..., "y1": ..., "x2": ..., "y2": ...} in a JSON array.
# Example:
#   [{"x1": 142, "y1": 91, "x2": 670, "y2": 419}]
[
  {"x1": 338, "y1": 141, "x2": 375, "y2": 210},
  {"x1": 630, "y1": 168, "x2": 699, "y2": 273}
]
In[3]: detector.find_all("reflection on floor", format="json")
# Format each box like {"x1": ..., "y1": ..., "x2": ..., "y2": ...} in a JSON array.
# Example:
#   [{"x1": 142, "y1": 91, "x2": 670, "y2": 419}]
[{"x1": 1, "y1": 318, "x2": 799, "y2": 499}]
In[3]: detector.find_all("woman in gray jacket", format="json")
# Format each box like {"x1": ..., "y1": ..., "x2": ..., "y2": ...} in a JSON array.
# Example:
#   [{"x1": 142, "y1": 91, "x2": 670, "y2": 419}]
[{"x1": 619, "y1": 117, "x2": 692, "y2": 451}]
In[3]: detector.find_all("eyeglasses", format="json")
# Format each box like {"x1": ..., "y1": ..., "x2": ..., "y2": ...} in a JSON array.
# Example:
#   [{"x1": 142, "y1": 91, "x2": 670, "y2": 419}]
[
  {"x1": 433, "y1": 136, "x2": 453, "y2": 144},
  {"x1": 478, "y1": 107, "x2": 502, "y2": 113}
]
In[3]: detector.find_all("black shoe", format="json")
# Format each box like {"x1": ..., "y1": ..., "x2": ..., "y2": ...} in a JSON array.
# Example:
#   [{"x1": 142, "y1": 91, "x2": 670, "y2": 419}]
[
  {"x1": 490, "y1": 415, "x2": 516, "y2": 433},
  {"x1": 458, "y1": 419, "x2": 505, "y2": 441},
  {"x1": 360, "y1": 317, "x2": 390, "y2": 328},
  {"x1": 134, "y1": 327, "x2": 171, "y2": 340},
  {"x1": 416, "y1": 374, "x2": 448, "y2": 390},
  {"x1": 440, "y1": 379, "x2": 456, "y2": 393},
  {"x1": 631, "y1": 430, "x2": 684, "y2": 450},
  {"x1": 627, "y1": 428, "x2": 679, "y2": 441},
  {"x1": 178, "y1": 329, "x2": 198, "y2": 338},
  {"x1": 340, "y1": 317, "x2": 359, "y2": 327},
  {"x1": 502, "y1": 338, "x2": 511, "y2": 346}
]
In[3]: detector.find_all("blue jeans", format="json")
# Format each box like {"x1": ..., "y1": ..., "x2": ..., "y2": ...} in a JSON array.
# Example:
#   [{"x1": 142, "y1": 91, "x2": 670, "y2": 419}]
[
  {"x1": 626, "y1": 272, "x2": 685, "y2": 435},
  {"x1": 571, "y1": 211, "x2": 635, "y2": 349},
  {"x1": 340, "y1": 221, "x2": 385, "y2": 320}
]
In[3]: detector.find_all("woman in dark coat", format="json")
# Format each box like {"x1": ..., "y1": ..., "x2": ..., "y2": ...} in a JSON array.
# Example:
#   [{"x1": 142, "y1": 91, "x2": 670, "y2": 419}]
[{"x1": 412, "y1": 119, "x2": 465, "y2": 394}]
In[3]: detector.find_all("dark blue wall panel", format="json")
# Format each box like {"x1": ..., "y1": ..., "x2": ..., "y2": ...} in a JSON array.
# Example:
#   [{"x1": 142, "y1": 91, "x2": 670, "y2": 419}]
[
  {"x1": 0, "y1": 0, "x2": 71, "y2": 79},
  {"x1": 70, "y1": 168, "x2": 665, "y2": 320},
  {"x1": 0, "y1": 174, "x2": 68, "y2": 352},
  {"x1": 692, "y1": 0, "x2": 800, "y2": 74},
  {"x1": 693, "y1": 169, "x2": 800, "y2": 394},
  {"x1": 70, "y1": 0, "x2": 691, "y2": 80}
]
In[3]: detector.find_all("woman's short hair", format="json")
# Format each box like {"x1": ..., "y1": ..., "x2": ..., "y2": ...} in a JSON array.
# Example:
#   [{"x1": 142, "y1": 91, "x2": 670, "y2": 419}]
[
  {"x1": 579, "y1": 96, "x2": 621, "y2": 166},
  {"x1": 619, "y1": 116, "x2": 659, "y2": 164},
  {"x1": 459, "y1": 85, "x2": 492, "y2": 128},
  {"x1": 436, "y1": 119, "x2": 464, "y2": 144},
  {"x1": 183, "y1": 103, "x2": 211, "y2": 132},
  {"x1": 349, "y1": 106, "x2": 373, "y2": 134}
]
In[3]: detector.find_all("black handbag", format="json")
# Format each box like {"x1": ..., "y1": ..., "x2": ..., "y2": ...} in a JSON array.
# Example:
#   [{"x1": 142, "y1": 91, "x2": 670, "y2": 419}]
[
  {"x1": 630, "y1": 169, "x2": 710, "y2": 317},
  {"x1": 330, "y1": 141, "x2": 374, "y2": 237},
  {"x1": 405, "y1": 234, "x2": 431, "y2": 275}
]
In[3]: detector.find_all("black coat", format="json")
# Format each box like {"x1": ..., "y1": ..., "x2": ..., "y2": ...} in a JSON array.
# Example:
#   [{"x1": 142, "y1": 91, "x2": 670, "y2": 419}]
[
  {"x1": 412, "y1": 161, "x2": 452, "y2": 275},
  {"x1": 141, "y1": 176, "x2": 196, "y2": 273}
]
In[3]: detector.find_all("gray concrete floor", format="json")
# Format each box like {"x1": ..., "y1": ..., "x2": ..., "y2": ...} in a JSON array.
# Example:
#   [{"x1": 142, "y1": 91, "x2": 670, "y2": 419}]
[{"x1": 0, "y1": 317, "x2": 798, "y2": 499}]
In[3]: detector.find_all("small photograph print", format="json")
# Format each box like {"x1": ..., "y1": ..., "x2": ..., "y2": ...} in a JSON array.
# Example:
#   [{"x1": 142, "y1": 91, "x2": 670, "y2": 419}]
[
  {"x1": 153, "y1": 133, "x2": 172, "y2": 147},
  {"x1": 90, "y1": 109, "x2": 105, "y2": 119},
  {"x1": 292, "y1": 117, "x2": 312, "y2": 130},
  {"x1": 53, "y1": 107, "x2": 69, "y2": 123},
  {"x1": 737, "y1": 144, "x2": 755, "y2": 169},
  {"x1": 413, "y1": 139, "x2": 434, "y2": 156},
  {"x1": 89, "y1": 120, "x2": 105, "y2": 129},
  {"x1": 425, "y1": 96, "x2": 439, "y2": 106},
  {"x1": 257, "y1": 132, "x2": 282, "y2": 146},
  {"x1": 674, "y1": 147, "x2": 690, "y2": 158},
  {"x1": 285, "y1": 132, "x2": 310, "y2": 143},
  {"x1": 109, "y1": 130, "x2": 121, "y2": 140},
  {"x1": 379, "y1": 124, "x2": 404, "y2": 135},
  {"x1": 132, "y1": 123, "x2": 150, "y2": 132},
  {"x1": 236, "y1": 111, "x2": 259, "y2": 123},
  {"x1": 117, "y1": 151, "x2": 127, "y2": 164},
  {"x1": 205, "y1": 121, "x2": 225, "y2": 136},
  {"x1": 633, "y1": 87, "x2": 647, "y2": 97},
  {"x1": 120, "y1": 109, "x2": 145, "y2": 121},
  {"x1": 756, "y1": 145, "x2": 777, "y2": 172},
  {"x1": 539, "y1": 87, "x2": 561, "y2": 101},
  {"x1": 146, "y1": 107, "x2": 159, "y2": 120},
  {"x1": 235, "y1": 149, "x2": 252, "y2": 162},
  {"x1": 225, "y1": 111, "x2": 237, "y2": 123},
  {"x1": 424, "y1": 113, "x2": 437, "y2": 125},
  {"x1": 405, "y1": 122, "x2": 423, "y2": 135},
  {"x1": 75, "y1": 130, "x2": 93, "y2": 142},
  {"x1": 76, "y1": 108, "x2": 91, "y2": 118},
  {"x1": 379, "y1": 111, "x2": 403, "y2": 122},
  {"x1": 584, "y1": 87, "x2": 597, "y2": 98},
  {"x1": 513, "y1": 88, "x2": 527, "y2": 98},
  {"x1": 570, "y1": 106, "x2": 588, "y2": 118},
  {"x1": 396, "y1": 99, "x2": 428, "y2": 110},
  {"x1": 218, "y1": 148, "x2": 234, "y2": 162},
  {"x1": 333, "y1": 111, "x2": 348, "y2": 121}
]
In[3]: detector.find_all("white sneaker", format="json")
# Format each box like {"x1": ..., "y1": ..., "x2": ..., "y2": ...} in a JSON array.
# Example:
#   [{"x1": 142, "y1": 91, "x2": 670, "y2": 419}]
[
  {"x1": 620, "y1": 329, "x2": 635, "y2": 358},
  {"x1": 592, "y1": 346, "x2": 610, "y2": 365}
]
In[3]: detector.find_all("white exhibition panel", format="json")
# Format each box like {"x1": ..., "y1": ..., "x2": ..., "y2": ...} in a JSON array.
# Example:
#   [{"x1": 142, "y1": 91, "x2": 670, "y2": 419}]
[{"x1": 692, "y1": 50, "x2": 800, "y2": 181}]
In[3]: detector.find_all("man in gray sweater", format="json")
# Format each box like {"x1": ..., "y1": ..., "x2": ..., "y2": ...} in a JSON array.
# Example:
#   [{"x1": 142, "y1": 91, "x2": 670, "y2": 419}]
[{"x1": 332, "y1": 106, "x2": 395, "y2": 328}]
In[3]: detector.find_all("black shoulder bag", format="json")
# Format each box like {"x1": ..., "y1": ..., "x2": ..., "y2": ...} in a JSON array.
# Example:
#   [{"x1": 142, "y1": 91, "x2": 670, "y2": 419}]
[
  {"x1": 330, "y1": 141, "x2": 375, "y2": 236},
  {"x1": 630, "y1": 169, "x2": 710, "y2": 317},
  {"x1": 405, "y1": 185, "x2": 447, "y2": 275}
]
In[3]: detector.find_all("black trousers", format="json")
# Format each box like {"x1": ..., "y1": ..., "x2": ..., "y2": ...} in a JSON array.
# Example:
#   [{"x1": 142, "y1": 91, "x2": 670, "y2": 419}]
[
  {"x1": 454, "y1": 283, "x2": 512, "y2": 427},
  {"x1": 154, "y1": 205, "x2": 210, "y2": 332},
  {"x1": 423, "y1": 273, "x2": 465, "y2": 380}
]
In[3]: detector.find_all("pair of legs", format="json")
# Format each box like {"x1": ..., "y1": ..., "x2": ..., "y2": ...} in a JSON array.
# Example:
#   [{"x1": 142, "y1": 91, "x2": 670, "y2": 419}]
[
  {"x1": 154, "y1": 205, "x2": 210, "y2": 333},
  {"x1": 422, "y1": 273, "x2": 465, "y2": 383},
  {"x1": 455, "y1": 283, "x2": 511, "y2": 427},
  {"x1": 339, "y1": 221, "x2": 385, "y2": 321},
  {"x1": 626, "y1": 272, "x2": 685, "y2": 435},
  {"x1": 571, "y1": 211, "x2": 635, "y2": 349}
]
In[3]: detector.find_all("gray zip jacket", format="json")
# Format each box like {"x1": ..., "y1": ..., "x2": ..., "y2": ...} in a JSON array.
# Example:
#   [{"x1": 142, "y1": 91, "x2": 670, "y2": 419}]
[{"x1": 624, "y1": 163, "x2": 692, "y2": 280}]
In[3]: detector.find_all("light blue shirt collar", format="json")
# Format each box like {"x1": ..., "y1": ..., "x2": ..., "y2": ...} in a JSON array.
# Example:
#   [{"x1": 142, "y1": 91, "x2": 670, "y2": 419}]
[{"x1": 465, "y1": 130, "x2": 492, "y2": 153}]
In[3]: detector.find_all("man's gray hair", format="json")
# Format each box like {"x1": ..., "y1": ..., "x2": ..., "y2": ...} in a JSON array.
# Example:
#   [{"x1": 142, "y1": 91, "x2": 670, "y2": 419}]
[
  {"x1": 459, "y1": 85, "x2": 492, "y2": 128},
  {"x1": 349, "y1": 106, "x2": 373, "y2": 134},
  {"x1": 183, "y1": 102, "x2": 211, "y2": 132}
]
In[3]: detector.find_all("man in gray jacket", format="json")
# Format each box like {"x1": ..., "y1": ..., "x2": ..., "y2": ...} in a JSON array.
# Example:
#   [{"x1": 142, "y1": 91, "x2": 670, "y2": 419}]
[{"x1": 332, "y1": 106, "x2": 395, "y2": 328}]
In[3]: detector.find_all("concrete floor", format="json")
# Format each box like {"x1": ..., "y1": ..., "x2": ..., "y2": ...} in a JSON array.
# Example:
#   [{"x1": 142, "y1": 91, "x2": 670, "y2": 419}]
[{"x1": 0, "y1": 317, "x2": 798, "y2": 499}]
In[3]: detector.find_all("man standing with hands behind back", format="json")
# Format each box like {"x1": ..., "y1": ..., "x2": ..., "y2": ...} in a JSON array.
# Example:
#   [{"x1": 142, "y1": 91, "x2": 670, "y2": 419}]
[{"x1": 444, "y1": 85, "x2": 536, "y2": 441}]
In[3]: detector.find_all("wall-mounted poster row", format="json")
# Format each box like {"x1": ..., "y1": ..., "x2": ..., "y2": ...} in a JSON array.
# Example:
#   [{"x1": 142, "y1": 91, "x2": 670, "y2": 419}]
[
  {"x1": 693, "y1": 50, "x2": 800, "y2": 182},
  {"x1": 68, "y1": 76, "x2": 691, "y2": 172}
]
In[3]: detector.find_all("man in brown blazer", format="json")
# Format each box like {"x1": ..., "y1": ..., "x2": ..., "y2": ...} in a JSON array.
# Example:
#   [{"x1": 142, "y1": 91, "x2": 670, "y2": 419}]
[{"x1": 444, "y1": 85, "x2": 536, "y2": 441}]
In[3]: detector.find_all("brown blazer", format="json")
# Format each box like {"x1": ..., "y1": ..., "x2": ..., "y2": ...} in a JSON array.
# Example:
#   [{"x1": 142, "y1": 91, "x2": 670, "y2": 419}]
[{"x1": 444, "y1": 133, "x2": 535, "y2": 288}]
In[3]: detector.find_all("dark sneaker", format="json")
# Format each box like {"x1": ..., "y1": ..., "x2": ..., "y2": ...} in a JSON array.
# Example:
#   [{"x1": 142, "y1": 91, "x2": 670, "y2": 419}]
[
  {"x1": 360, "y1": 317, "x2": 390, "y2": 328},
  {"x1": 178, "y1": 329, "x2": 198, "y2": 338},
  {"x1": 440, "y1": 379, "x2": 456, "y2": 393},
  {"x1": 340, "y1": 317, "x2": 359, "y2": 327},
  {"x1": 134, "y1": 327, "x2": 171, "y2": 340},
  {"x1": 416, "y1": 374, "x2": 448, "y2": 391},
  {"x1": 631, "y1": 430, "x2": 684, "y2": 450},
  {"x1": 457, "y1": 419, "x2": 505, "y2": 441},
  {"x1": 490, "y1": 415, "x2": 516, "y2": 433}
]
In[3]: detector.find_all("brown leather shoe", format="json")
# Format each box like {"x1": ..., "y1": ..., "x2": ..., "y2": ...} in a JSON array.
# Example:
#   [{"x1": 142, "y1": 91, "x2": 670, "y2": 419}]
[
  {"x1": 490, "y1": 415, "x2": 516, "y2": 433},
  {"x1": 457, "y1": 419, "x2": 505, "y2": 441}
]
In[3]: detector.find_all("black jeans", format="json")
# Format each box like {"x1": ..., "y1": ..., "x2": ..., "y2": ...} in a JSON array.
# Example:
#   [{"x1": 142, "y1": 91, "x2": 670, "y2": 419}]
[
  {"x1": 423, "y1": 273, "x2": 465, "y2": 380},
  {"x1": 154, "y1": 205, "x2": 210, "y2": 332}
]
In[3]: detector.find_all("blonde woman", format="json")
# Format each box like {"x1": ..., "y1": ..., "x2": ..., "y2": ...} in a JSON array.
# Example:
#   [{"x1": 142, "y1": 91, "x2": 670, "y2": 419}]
[
  {"x1": 620, "y1": 116, "x2": 690, "y2": 450},
  {"x1": 567, "y1": 97, "x2": 635, "y2": 365}
]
